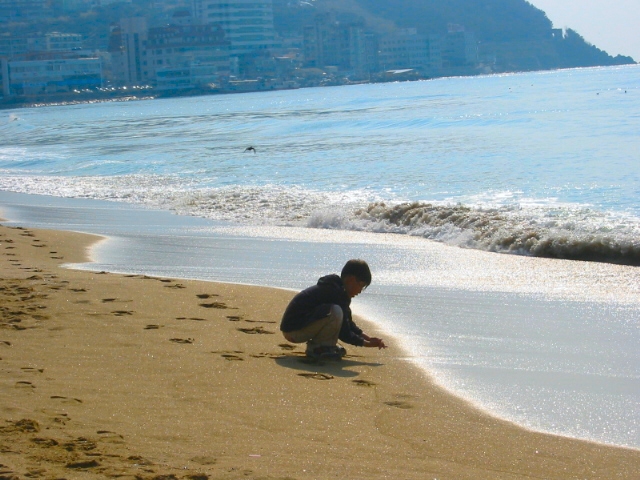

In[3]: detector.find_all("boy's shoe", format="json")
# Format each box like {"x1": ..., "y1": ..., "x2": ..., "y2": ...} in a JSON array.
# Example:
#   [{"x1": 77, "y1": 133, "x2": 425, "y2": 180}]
[{"x1": 305, "y1": 345, "x2": 344, "y2": 361}]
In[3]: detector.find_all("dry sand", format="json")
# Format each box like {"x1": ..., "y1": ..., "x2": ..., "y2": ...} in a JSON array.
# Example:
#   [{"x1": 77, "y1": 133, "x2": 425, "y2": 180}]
[{"x1": 0, "y1": 222, "x2": 639, "y2": 480}]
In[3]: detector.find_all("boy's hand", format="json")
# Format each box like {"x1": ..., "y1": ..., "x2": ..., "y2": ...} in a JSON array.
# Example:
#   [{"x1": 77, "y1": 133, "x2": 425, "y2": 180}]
[{"x1": 367, "y1": 337, "x2": 387, "y2": 349}]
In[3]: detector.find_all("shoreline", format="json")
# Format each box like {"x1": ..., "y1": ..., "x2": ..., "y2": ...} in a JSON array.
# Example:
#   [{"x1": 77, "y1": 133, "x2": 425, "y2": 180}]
[
  {"x1": 1, "y1": 219, "x2": 639, "y2": 479},
  {"x1": 6, "y1": 190, "x2": 638, "y2": 449}
]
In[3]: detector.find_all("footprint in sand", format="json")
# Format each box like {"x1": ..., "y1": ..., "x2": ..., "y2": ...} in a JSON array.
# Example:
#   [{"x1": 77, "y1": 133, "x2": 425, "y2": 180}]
[
  {"x1": 278, "y1": 343, "x2": 296, "y2": 351},
  {"x1": 111, "y1": 310, "x2": 133, "y2": 316},
  {"x1": 298, "y1": 373, "x2": 334, "y2": 380},
  {"x1": 21, "y1": 367, "x2": 44, "y2": 373},
  {"x1": 226, "y1": 315, "x2": 242, "y2": 322},
  {"x1": 50, "y1": 395, "x2": 83, "y2": 404},
  {"x1": 199, "y1": 302, "x2": 229, "y2": 309},
  {"x1": 191, "y1": 456, "x2": 217, "y2": 466},
  {"x1": 144, "y1": 324, "x2": 161, "y2": 330},
  {"x1": 170, "y1": 338, "x2": 194, "y2": 344},
  {"x1": 31, "y1": 437, "x2": 59, "y2": 447},
  {"x1": 96, "y1": 431, "x2": 125, "y2": 445},
  {"x1": 9, "y1": 418, "x2": 40, "y2": 432},
  {"x1": 16, "y1": 381, "x2": 35, "y2": 389},
  {"x1": 126, "y1": 455, "x2": 153, "y2": 466},
  {"x1": 250, "y1": 352, "x2": 284, "y2": 359},
  {"x1": 384, "y1": 400, "x2": 414, "y2": 409},
  {"x1": 352, "y1": 379, "x2": 377, "y2": 387},
  {"x1": 197, "y1": 293, "x2": 219, "y2": 299},
  {"x1": 212, "y1": 350, "x2": 247, "y2": 360},
  {"x1": 237, "y1": 326, "x2": 274, "y2": 335},
  {"x1": 164, "y1": 283, "x2": 186, "y2": 289},
  {"x1": 176, "y1": 317, "x2": 207, "y2": 322},
  {"x1": 66, "y1": 460, "x2": 100, "y2": 469},
  {"x1": 221, "y1": 353, "x2": 244, "y2": 361}
]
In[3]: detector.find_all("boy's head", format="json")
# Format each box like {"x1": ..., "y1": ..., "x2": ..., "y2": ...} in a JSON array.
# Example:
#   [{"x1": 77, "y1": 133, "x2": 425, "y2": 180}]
[{"x1": 341, "y1": 259, "x2": 372, "y2": 291}]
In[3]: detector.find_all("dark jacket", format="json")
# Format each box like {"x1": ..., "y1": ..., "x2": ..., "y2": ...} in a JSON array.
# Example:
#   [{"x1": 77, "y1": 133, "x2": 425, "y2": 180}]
[{"x1": 280, "y1": 274, "x2": 365, "y2": 346}]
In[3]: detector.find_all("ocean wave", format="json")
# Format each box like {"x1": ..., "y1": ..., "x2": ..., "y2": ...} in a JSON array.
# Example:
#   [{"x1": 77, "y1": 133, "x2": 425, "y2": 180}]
[
  {"x1": 336, "y1": 202, "x2": 640, "y2": 266},
  {"x1": 1, "y1": 174, "x2": 639, "y2": 266}
]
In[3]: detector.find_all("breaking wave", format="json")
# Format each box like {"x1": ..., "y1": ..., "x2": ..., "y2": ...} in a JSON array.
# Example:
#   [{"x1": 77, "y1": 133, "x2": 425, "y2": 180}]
[
  {"x1": 325, "y1": 201, "x2": 640, "y2": 266},
  {"x1": 1, "y1": 173, "x2": 639, "y2": 266}
]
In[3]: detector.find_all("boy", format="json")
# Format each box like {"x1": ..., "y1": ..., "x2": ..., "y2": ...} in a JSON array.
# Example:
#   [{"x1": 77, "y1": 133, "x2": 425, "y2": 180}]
[{"x1": 280, "y1": 259, "x2": 387, "y2": 360}]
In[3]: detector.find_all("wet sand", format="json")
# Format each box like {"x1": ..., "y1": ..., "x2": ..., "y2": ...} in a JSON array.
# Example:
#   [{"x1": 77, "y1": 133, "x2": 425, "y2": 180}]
[{"x1": 1, "y1": 221, "x2": 639, "y2": 479}]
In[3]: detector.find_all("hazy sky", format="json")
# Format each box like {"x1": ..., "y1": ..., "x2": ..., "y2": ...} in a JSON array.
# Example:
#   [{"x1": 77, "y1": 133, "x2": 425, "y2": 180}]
[{"x1": 528, "y1": 0, "x2": 639, "y2": 61}]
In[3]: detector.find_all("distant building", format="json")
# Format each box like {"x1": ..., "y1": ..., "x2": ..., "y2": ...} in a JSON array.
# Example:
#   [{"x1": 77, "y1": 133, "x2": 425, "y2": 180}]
[
  {"x1": 0, "y1": 32, "x2": 86, "y2": 59},
  {"x1": 0, "y1": 34, "x2": 29, "y2": 58},
  {"x1": 147, "y1": 23, "x2": 231, "y2": 90},
  {"x1": 44, "y1": 33, "x2": 85, "y2": 52},
  {"x1": 191, "y1": 0, "x2": 278, "y2": 57},
  {"x1": 109, "y1": 17, "x2": 150, "y2": 86},
  {"x1": 7, "y1": 57, "x2": 102, "y2": 96},
  {"x1": 379, "y1": 29, "x2": 428, "y2": 71},
  {"x1": 303, "y1": 13, "x2": 377, "y2": 74},
  {"x1": 443, "y1": 24, "x2": 478, "y2": 68}
]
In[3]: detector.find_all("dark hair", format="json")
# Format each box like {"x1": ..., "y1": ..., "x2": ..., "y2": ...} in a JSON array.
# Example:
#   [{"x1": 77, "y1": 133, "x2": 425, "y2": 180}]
[{"x1": 341, "y1": 259, "x2": 372, "y2": 287}]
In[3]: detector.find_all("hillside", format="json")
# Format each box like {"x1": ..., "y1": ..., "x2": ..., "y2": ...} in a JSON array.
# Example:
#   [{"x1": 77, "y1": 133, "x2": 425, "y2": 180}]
[{"x1": 273, "y1": 0, "x2": 636, "y2": 71}]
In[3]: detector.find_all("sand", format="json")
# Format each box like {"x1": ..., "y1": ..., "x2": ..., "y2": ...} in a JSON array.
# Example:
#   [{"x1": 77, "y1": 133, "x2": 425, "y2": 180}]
[{"x1": 1, "y1": 221, "x2": 639, "y2": 480}]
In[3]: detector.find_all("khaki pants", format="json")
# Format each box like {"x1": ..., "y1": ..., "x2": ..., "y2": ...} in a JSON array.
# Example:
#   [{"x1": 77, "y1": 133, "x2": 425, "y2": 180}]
[{"x1": 282, "y1": 304, "x2": 343, "y2": 351}]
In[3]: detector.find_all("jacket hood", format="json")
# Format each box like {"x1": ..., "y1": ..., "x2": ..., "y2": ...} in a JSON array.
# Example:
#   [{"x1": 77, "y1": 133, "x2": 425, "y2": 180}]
[{"x1": 317, "y1": 274, "x2": 344, "y2": 290}]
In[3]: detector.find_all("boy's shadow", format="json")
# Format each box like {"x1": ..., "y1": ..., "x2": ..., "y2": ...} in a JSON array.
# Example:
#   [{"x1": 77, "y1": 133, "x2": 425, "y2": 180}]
[{"x1": 275, "y1": 353, "x2": 383, "y2": 378}]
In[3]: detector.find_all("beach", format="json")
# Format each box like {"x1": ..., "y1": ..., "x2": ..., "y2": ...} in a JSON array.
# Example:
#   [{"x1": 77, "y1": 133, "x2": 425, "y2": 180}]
[{"x1": 1, "y1": 220, "x2": 639, "y2": 480}]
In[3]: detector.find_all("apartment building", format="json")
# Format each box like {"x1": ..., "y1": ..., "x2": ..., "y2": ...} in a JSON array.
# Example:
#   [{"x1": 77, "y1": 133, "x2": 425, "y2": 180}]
[
  {"x1": 147, "y1": 23, "x2": 231, "y2": 90},
  {"x1": 303, "y1": 13, "x2": 377, "y2": 74},
  {"x1": 191, "y1": 0, "x2": 278, "y2": 57},
  {"x1": 378, "y1": 29, "x2": 443, "y2": 74},
  {"x1": 109, "y1": 17, "x2": 150, "y2": 86},
  {"x1": 443, "y1": 24, "x2": 478, "y2": 68}
]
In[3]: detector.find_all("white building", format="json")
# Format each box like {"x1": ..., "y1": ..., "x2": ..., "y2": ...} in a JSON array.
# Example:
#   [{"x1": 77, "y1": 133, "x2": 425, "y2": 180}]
[
  {"x1": 44, "y1": 33, "x2": 84, "y2": 52},
  {"x1": 8, "y1": 57, "x2": 102, "y2": 95},
  {"x1": 191, "y1": 0, "x2": 278, "y2": 57}
]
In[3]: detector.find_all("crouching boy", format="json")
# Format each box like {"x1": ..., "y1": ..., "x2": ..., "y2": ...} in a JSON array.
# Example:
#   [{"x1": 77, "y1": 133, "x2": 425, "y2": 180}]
[{"x1": 280, "y1": 259, "x2": 387, "y2": 360}]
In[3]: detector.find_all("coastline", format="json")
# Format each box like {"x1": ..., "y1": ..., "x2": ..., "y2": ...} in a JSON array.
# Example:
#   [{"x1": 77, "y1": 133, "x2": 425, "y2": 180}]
[{"x1": 1, "y1": 218, "x2": 639, "y2": 479}]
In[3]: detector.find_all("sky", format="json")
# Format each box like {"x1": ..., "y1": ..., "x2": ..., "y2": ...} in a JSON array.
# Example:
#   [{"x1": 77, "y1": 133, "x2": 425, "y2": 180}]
[{"x1": 527, "y1": 0, "x2": 639, "y2": 61}]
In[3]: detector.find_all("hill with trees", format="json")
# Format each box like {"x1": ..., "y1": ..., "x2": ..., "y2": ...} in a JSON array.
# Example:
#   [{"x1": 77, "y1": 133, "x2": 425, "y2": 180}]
[{"x1": 274, "y1": 0, "x2": 635, "y2": 71}]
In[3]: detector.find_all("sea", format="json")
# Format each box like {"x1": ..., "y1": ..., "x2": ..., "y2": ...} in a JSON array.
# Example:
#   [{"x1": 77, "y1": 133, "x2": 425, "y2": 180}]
[{"x1": 1, "y1": 65, "x2": 639, "y2": 449}]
